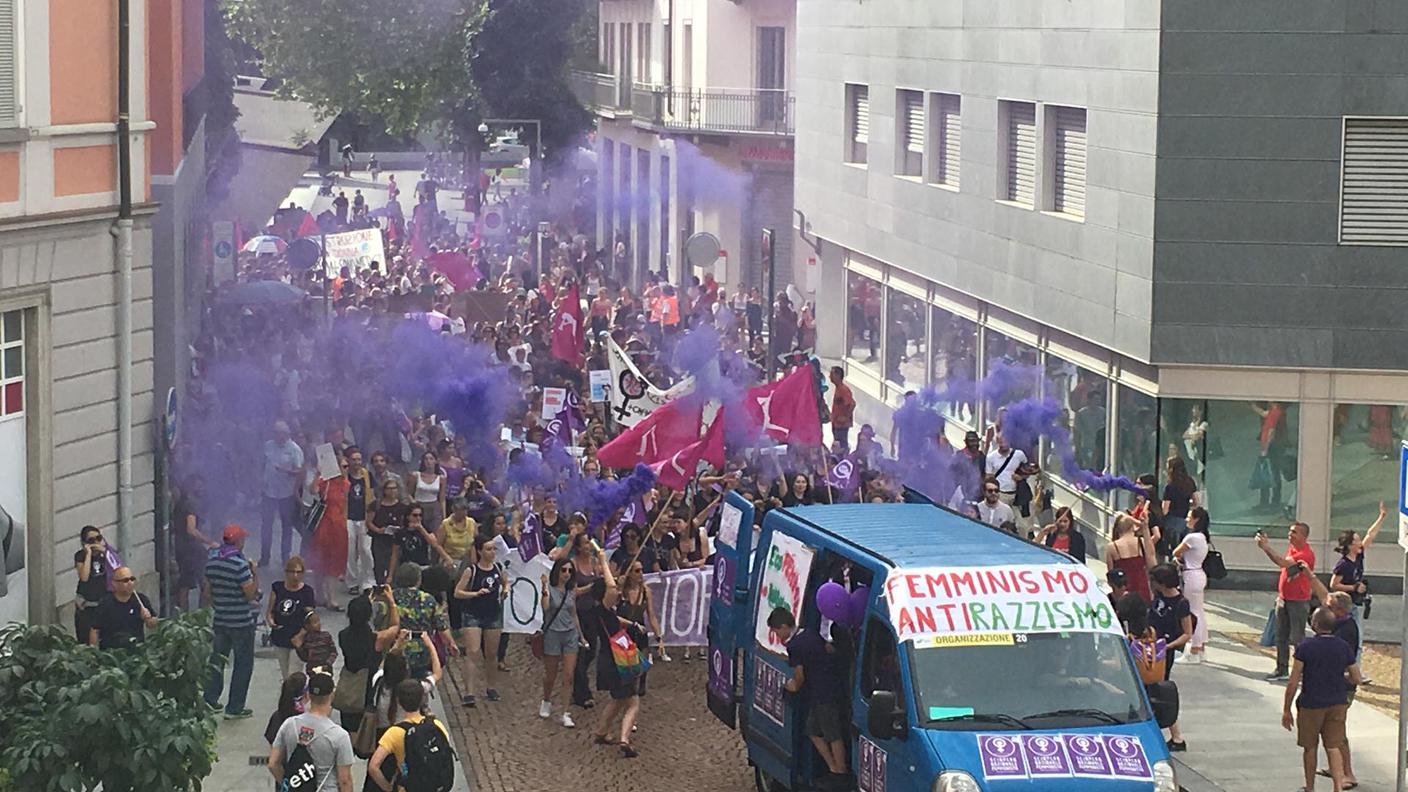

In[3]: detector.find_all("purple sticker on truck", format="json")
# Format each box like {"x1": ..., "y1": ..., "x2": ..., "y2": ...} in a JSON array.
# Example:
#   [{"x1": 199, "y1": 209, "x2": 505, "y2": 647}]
[
  {"x1": 978, "y1": 734, "x2": 1028, "y2": 780},
  {"x1": 1102, "y1": 734, "x2": 1153, "y2": 779},
  {"x1": 858, "y1": 735, "x2": 887, "y2": 792},
  {"x1": 1021, "y1": 734, "x2": 1072, "y2": 777},
  {"x1": 1063, "y1": 733, "x2": 1114, "y2": 777}
]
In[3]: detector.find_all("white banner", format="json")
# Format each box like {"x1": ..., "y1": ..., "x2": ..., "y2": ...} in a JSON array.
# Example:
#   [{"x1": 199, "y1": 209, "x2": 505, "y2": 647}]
[
  {"x1": 500, "y1": 546, "x2": 555, "y2": 634},
  {"x1": 322, "y1": 228, "x2": 387, "y2": 277},
  {"x1": 883, "y1": 564, "x2": 1120, "y2": 645},
  {"x1": 754, "y1": 532, "x2": 814, "y2": 654},
  {"x1": 606, "y1": 338, "x2": 692, "y2": 427},
  {"x1": 643, "y1": 567, "x2": 712, "y2": 646}
]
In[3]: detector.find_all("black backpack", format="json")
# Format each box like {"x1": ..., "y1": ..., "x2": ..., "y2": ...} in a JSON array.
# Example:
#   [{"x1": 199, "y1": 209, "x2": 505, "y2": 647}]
[
  {"x1": 279, "y1": 740, "x2": 323, "y2": 791},
  {"x1": 396, "y1": 716, "x2": 455, "y2": 792}
]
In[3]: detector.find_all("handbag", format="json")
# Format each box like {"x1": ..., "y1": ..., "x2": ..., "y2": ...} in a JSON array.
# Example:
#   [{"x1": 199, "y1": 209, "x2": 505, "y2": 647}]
[
  {"x1": 601, "y1": 616, "x2": 651, "y2": 681},
  {"x1": 302, "y1": 496, "x2": 327, "y2": 538},
  {"x1": 332, "y1": 666, "x2": 369, "y2": 713},
  {"x1": 1247, "y1": 456, "x2": 1273, "y2": 491},
  {"x1": 1201, "y1": 541, "x2": 1228, "y2": 581},
  {"x1": 1259, "y1": 607, "x2": 1277, "y2": 647},
  {"x1": 352, "y1": 709, "x2": 379, "y2": 759}
]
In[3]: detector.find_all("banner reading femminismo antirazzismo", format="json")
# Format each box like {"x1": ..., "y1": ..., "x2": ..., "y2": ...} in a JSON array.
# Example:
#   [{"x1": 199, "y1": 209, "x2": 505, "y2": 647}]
[{"x1": 883, "y1": 564, "x2": 1119, "y2": 643}]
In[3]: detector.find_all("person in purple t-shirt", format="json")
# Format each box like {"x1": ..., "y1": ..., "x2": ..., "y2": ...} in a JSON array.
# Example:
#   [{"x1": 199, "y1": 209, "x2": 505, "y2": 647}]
[{"x1": 1281, "y1": 607, "x2": 1361, "y2": 792}]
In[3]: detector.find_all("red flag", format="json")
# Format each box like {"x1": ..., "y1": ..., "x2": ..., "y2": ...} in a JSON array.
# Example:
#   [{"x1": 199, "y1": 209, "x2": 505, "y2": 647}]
[
  {"x1": 598, "y1": 397, "x2": 703, "y2": 469},
  {"x1": 744, "y1": 366, "x2": 823, "y2": 445},
  {"x1": 426, "y1": 250, "x2": 478, "y2": 290},
  {"x1": 295, "y1": 210, "x2": 320, "y2": 238},
  {"x1": 550, "y1": 282, "x2": 585, "y2": 367},
  {"x1": 653, "y1": 409, "x2": 725, "y2": 489}
]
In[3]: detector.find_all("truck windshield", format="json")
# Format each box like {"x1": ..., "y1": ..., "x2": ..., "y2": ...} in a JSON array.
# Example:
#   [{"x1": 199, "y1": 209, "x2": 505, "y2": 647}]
[{"x1": 911, "y1": 632, "x2": 1149, "y2": 730}]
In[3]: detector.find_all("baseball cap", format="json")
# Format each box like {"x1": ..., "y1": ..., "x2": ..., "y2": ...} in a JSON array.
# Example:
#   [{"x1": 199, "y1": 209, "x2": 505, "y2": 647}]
[
  {"x1": 1106, "y1": 569, "x2": 1128, "y2": 587},
  {"x1": 307, "y1": 666, "x2": 336, "y2": 697},
  {"x1": 221, "y1": 524, "x2": 247, "y2": 544}
]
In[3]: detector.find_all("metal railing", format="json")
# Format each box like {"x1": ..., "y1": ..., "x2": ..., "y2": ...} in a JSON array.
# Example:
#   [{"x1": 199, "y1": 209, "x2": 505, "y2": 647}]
[
  {"x1": 568, "y1": 69, "x2": 629, "y2": 113},
  {"x1": 632, "y1": 85, "x2": 795, "y2": 135}
]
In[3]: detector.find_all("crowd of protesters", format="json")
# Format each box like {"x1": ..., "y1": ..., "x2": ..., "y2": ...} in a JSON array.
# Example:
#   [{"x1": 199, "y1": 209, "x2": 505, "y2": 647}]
[{"x1": 63, "y1": 158, "x2": 1381, "y2": 792}]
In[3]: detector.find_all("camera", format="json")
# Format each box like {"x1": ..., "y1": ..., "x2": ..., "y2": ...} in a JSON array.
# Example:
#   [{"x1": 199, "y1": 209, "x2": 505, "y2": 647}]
[{"x1": 1362, "y1": 593, "x2": 1373, "y2": 620}]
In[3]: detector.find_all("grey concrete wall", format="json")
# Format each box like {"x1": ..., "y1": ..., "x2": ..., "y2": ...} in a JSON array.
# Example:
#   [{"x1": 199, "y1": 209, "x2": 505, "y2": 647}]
[
  {"x1": 0, "y1": 212, "x2": 157, "y2": 622},
  {"x1": 1152, "y1": 0, "x2": 1408, "y2": 369},
  {"x1": 795, "y1": 0, "x2": 1163, "y2": 362}
]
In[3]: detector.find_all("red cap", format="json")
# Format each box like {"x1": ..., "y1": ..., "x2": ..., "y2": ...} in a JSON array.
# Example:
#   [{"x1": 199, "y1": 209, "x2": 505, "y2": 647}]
[{"x1": 222, "y1": 524, "x2": 248, "y2": 543}]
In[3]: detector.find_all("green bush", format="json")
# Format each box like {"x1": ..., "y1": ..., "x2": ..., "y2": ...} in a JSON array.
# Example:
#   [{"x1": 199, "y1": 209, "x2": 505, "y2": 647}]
[{"x1": 0, "y1": 610, "x2": 218, "y2": 791}]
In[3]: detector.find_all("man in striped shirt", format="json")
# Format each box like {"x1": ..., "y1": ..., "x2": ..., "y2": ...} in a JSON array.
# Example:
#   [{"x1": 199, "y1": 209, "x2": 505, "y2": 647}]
[{"x1": 202, "y1": 524, "x2": 260, "y2": 719}]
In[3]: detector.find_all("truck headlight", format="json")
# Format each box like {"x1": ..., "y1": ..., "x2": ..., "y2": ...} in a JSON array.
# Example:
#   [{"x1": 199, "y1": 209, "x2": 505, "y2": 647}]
[
  {"x1": 1153, "y1": 759, "x2": 1178, "y2": 792},
  {"x1": 932, "y1": 771, "x2": 982, "y2": 792}
]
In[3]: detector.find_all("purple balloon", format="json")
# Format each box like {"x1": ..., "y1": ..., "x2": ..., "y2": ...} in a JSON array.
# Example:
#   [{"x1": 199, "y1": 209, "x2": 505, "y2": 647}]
[
  {"x1": 845, "y1": 586, "x2": 870, "y2": 627},
  {"x1": 816, "y1": 581, "x2": 850, "y2": 623}
]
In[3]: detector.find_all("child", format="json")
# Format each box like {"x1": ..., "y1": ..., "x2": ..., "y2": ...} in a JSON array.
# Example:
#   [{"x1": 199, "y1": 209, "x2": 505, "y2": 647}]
[
  {"x1": 291, "y1": 609, "x2": 338, "y2": 672},
  {"x1": 263, "y1": 671, "x2": 307, "y2": 744}
]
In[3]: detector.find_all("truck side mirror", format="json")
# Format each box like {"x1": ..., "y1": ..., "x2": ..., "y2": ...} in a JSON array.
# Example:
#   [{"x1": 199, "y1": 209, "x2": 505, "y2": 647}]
[
  {"x1": 1145, "y1": 681, "x2": 1180, "y2": 730},
  {"x1": 866, "y1": 690, "x2": 907, "y2": 741}
]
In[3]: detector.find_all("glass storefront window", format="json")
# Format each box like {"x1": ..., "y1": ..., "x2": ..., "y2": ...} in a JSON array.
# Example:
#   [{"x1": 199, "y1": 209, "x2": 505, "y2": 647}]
[
  {"x1": 885, "y1": 289, "x2": 926, "y2": 388},
  {"x1": 983, "y1": 329, "x2": 1039, "y2": 438},
  {"x1": 1113, "y1": 385, "x2": 1157, "y2": 510},
  {"x1": 1045, "y1": 355, "x2": 1106, "y2": 479},
  {"x1": 846, "y1": 271, "x2": 883, "y2": 374},
  {"x1": 1159, "y1": 398, "x2": 1300, "y2": 537},
  {"x1": 1329, "y1": 403, "x2": 1405, "y2": 537},
  {"x1": 931, "y1": 306, "x2": 978, "y2": 425}
]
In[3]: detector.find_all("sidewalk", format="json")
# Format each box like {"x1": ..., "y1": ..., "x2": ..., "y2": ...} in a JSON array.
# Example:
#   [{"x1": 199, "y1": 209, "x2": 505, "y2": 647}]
[{"x1": 202, "y1": 605, "x2": 473, "y2": 792}]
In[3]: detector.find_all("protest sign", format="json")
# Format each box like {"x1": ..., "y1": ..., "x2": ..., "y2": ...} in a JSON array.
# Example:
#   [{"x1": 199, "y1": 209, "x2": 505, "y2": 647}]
[
  {"x1": 753, "y1": 532, "x2": 814, "y2": 654},
  {"x1": 541, "y1": 387, "x2": 566, "y2": 422},
  {"x1": 883, "y1": 564, "x2": 1119, "y2": 644},
  {"x1": 500, "y1": 548, "x2": 553, "y2": 634},
  {"x1": 589, "y1": 369, "x2": 612, "y2": 402},
  {"x1": 643, "y1": 567, "x2": 712, "y2": 646},
  {"x1": 314, "y1": 443, "x2": 340, "y2": 480},
  {"x1": 322, "y1": 228, "x2": 387, "y2": 277}
]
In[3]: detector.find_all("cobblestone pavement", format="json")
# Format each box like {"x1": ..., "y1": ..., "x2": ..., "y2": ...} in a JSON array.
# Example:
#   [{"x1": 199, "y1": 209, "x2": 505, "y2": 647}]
[{"x1": 442, "y1": 640, "x2": 755, "y2": 792}]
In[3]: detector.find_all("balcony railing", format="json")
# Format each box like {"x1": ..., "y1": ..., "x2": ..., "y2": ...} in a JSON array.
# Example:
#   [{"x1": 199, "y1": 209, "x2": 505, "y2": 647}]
[
  {"x1": 633, "y1": 85, "x2": 795, "y2": 136},
  {"x1": 569, "y1": 69, "x2": 630, "y2": 114}
]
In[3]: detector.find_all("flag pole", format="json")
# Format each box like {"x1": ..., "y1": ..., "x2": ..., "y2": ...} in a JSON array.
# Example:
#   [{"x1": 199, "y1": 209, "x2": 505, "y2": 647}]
[{"x1": 821, "y1": 452, "x2": 835, "y2": 505}]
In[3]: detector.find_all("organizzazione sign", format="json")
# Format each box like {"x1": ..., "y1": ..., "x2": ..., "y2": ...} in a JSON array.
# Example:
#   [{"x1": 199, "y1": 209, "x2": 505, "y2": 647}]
[{"x1": 883, "y1": 564, "x2": 1119, "y2": 644}]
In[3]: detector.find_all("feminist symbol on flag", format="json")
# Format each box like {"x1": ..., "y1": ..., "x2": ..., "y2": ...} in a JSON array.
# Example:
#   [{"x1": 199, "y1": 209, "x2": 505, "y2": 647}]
[{"x1": 756, "y1": 392, "x2": 789, "y2": 437}]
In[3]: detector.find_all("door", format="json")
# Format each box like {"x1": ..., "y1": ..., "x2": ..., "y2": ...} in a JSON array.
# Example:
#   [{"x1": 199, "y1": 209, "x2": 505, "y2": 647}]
[
  {"x1": 855, "y1": 615, "x2": 903, "y2": 792},
  {"x1": 756, "y1": 27, "x2": 786, "y2": 129},
  {"x1": 706, "y1": 493, "x2": 756, "y2": 729}
]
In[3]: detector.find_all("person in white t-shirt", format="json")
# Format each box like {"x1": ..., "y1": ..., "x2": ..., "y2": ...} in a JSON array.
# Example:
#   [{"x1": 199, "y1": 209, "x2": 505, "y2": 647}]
[
  {"x1": 975, "y1": 477, "x2": 1015, "y2": 528},
  {"x1": 985, "y1": 435, "x2": 1028, "y2": 505}
]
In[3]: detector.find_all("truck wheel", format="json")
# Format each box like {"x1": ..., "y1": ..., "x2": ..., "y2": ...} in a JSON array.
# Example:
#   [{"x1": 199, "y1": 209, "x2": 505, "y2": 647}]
[{"x1": 754, "y1": 767, "x2": 787, "y2": 792}]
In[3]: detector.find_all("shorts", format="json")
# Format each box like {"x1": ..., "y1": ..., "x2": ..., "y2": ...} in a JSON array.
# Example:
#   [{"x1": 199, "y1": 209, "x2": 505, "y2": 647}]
[
  {"x1": 603, "y1": 674, "x2": 644, "y2": 701},
  {"x1": 1296, "y1": 704, "x2": 1348, "y2": 750},
  {"x1": 460, "y1": 611, "x2": 502, "y2": 630},
  {"x1": 805, "y1": 701, "x2": 846, "y2": 742},
  {"x1": 543, "y1": 629, "x2": 580, "y2": 657}
]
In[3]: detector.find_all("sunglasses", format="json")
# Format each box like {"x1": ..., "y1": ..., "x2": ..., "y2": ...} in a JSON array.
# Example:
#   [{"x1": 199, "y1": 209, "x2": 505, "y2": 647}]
[
  {"x1": 984, "y1": 489, "x2": 999, "y2": 495},
  {"x1": 115, "y1": 576, "x2": 137, "y2": 583}
]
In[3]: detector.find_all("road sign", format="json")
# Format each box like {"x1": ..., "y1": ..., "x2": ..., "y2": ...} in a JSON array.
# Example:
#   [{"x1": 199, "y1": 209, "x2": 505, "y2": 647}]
[
  {"x1": 163, "y1": 387, "x2": 178, "y2": 450},
  {"x1": 212, "y1": 221, "x2": 234, "y2": 284},
  {"x1": 1399, "y1": 440, "x2": 1408, "y2": 551}
]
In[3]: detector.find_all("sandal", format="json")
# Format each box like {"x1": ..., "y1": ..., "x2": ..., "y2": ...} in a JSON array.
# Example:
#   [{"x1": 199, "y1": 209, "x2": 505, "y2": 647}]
[
  {"x1": 619, "y1": 743, "x2": 639, "y2": 759},
  {"x1": 593, "y1": 734, "x2": 618, "y2": 746}
]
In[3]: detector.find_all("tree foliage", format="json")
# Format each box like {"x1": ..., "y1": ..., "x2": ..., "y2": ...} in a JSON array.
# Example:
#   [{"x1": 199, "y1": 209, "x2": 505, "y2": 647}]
[
  {"x1": 0, "y1": 612, "x2": 217, "y2": 792},
  {"x1": 467, "y1": 0, "x2": 593, "y2": 158},
  {"x1": 223, "y1": 0, "x2": 485, "y2": 134}
]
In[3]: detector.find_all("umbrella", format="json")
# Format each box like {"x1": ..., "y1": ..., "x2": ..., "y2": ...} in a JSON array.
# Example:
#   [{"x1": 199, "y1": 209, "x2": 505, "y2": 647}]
[
  {"x1": 407, "y1": 311, "x2": 452, "y2": 331},
  {"x1": 242, "y1": 235, "x2": 287, "y2": 255},
  {"x1": 215, "y1": 280, "x2": 306, "y2": 307}
]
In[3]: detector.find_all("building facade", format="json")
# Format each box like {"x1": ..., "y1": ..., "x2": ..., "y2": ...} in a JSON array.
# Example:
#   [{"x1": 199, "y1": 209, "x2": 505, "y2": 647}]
[
  {"x1": 572, "y1": 0, "x2": 812, "y2": 298},
  {"x1": 798, "y1": 0, "x2": 1408, "y2": 578},
  {"x1": 0, "y1": 0, "x2": 201, "y2": 625}
]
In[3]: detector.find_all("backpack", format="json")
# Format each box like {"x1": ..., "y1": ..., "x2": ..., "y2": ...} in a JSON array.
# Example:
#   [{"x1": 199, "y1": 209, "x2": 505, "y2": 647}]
[
  {"x1": 396, "y1": 716, "x2": 455, "y2": 792},
  {"x1": 279, "y1": 740, "x2": 325, "y2": 791},
  {"x1": 1129, "y1": 631, "x2": 1167, "y2": 686}
]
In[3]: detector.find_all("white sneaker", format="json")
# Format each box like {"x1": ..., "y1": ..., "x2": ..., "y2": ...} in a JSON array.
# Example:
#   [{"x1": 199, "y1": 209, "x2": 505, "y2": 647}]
[
  {"x1": 659, "y1": 650, "x2": 672, "y2": 663},
  {"x1": 560, "y1": 712, "x2": 576, "y2": 728},
  {"x1": 539, "y1": 700, "x2": 552, "y2": 719}
]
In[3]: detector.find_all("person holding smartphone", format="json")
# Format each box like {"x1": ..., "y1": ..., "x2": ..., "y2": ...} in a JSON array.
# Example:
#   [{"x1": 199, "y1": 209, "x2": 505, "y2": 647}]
[{"x1": 1256, "y1": 521, "x2": 1317, "y2": 681}]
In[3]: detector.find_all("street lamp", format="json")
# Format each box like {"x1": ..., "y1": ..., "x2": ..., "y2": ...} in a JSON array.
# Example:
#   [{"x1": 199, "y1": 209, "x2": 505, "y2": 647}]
[{"x1": 479, "y1": 118, "x2": 544, "y2": 274}]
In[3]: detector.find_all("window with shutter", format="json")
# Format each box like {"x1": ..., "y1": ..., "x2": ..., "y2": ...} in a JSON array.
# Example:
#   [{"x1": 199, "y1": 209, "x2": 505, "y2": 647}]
[
  {"x1": 846, "y1": 84, "x2": 869, "y2": 164},
  {"x1": 1340, "y1": 117, "x2": 1408, "y2": 245},
  {"x1": 930, "y1": 93, "x2": 961, "y2": 188},
  {"x1": 897, "y1": 90, "x2": 923, "y2": 177},
  {"x1": 1053, "y1": 107, "x2": 1087, "y2": 218},
  {"x1": 1002, "y1": 101, "x2": 1036, "y2": 206},
  {"x1": 0, "y1": 0, "x2": 16, "y2": 128}
]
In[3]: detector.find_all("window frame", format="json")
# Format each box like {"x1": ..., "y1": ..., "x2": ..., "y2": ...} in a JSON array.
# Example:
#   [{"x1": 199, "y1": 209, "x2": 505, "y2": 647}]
[
  {"x1": 928, "y1": 92, "x2": 961, "y2": 190},
  {"x1": 845, "y1": 83, "x2": 870, "y2": 165},
  {"x1": 998, "y1": 100, "x2": 1037, "y2": 208},
  {"x1": 895, "y1": 88, "x2": 924, "y2": 178}
]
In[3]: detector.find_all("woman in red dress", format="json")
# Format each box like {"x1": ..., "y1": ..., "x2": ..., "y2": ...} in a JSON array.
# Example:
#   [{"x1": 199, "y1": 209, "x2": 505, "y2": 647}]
[{"x1": 310, "y1": 465, "x2": 350, "y2": 610}]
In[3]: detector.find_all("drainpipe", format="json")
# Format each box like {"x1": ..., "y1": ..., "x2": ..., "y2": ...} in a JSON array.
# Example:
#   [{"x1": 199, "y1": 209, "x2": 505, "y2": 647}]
[{"x1": 114, "y1": 0, "x2": 134, "y2": 553}]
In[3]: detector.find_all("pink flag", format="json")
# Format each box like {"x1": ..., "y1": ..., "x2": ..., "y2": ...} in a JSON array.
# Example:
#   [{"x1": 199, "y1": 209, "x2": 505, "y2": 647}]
[
  {"x1": 598, "y1": 397, "x2": 703, "y2": 469},
  {"x1": 426, "y1": 250, "x2": 479, "y2": 290},
  {"x1": 550, "y1": 282, "x2": 585, "y2": 367},
  {"x1": 653, "y1": 410, "x2": 725, "y2": 489},
  {"x1": 744, "y1": 366, "x2": 823, "y2": 446},
  {"x1": 409, "y1": 203, "x2": 432, "y2": 262}
]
